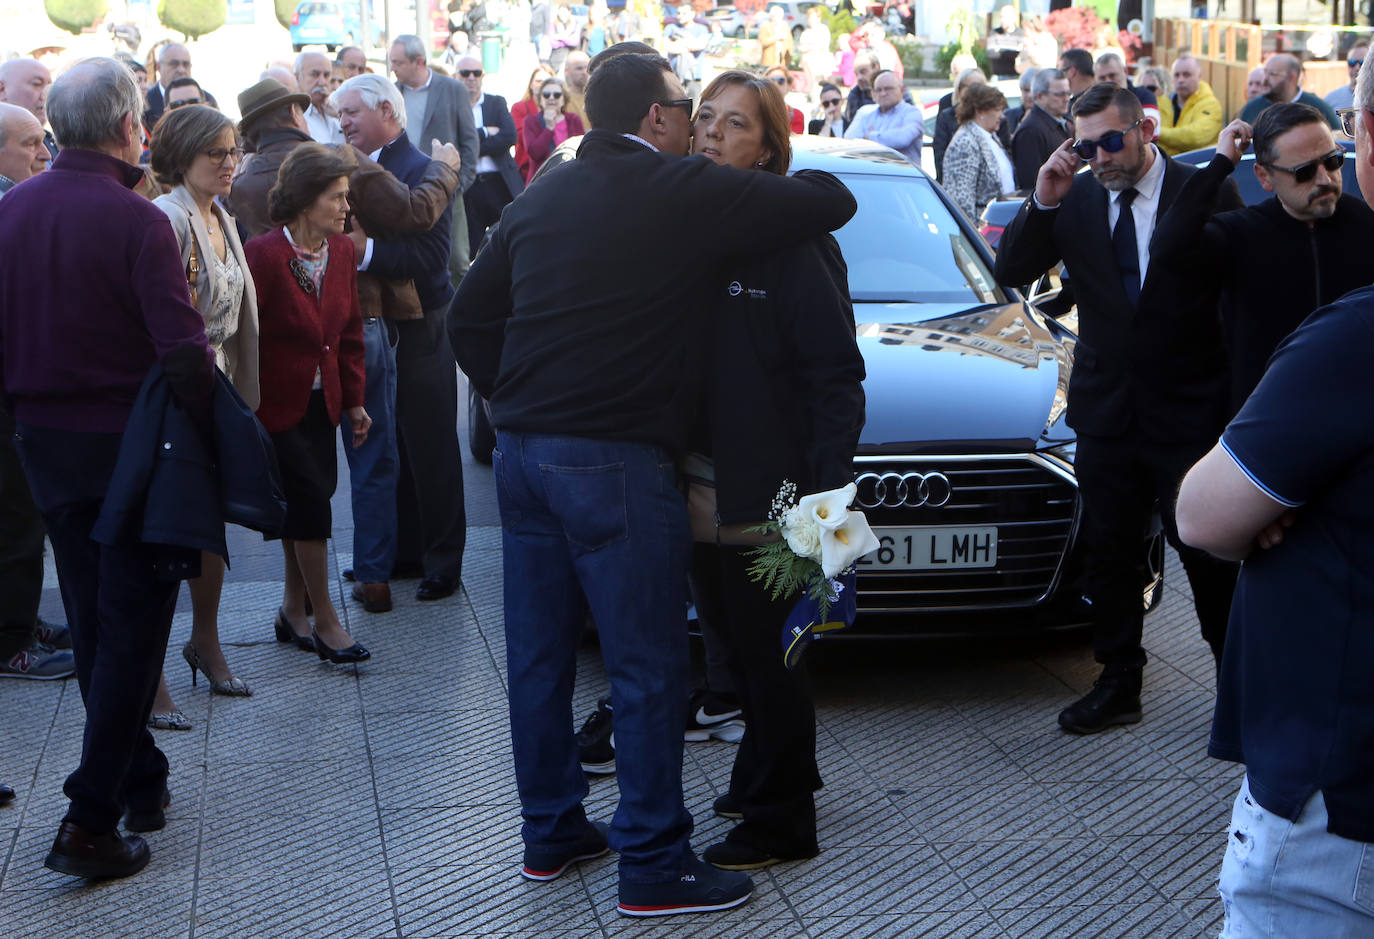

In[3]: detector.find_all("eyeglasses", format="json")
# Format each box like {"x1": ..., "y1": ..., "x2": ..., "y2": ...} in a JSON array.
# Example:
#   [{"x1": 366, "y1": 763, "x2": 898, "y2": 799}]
[
  {"x1": 1338, "y1": 106, "x2": 1365, "y2": 139},
  {"x1": 204, "y1": 147, "x2": 245, "y2": 166},
  {"x1": 459, "y1": 69, "x2": 483, "y2": 77},
  {"x1": 541, "y1": 91, "x2": 563, "y2": 99},
  {"x1": 1350, "y1": 58, "x2": 1365, "y2": 68},
  {"x1": 658, "y1": 97, "x2": 694, "y2": 115},
  {"x1": 1071, "y1": 119, "x2": 1143, "y2": 160},
  {"x1": 821, "y1": 98, "x2": 842, "y2": 107},
  {"x1": 168, "y1": 97, "x2": 203, "y2": 109},
  {"x1": 1264, "y1": 148, "x2": 1345, "y2": 184}
]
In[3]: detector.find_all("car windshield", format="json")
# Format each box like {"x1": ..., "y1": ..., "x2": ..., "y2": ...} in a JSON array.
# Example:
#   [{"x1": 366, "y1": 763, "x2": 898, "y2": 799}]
[{"x1": 833, "y1": 174, "x2": 1006, "y2": 305}]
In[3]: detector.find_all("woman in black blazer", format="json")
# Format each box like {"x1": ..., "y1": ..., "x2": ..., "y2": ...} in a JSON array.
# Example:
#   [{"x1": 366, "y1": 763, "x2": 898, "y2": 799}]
[
  {"x1": 807, "y1": 83, "x2": 848, "y2": 137},
  {"x1": 688, "y1": 70, "x2": 866, "y2": 871}
]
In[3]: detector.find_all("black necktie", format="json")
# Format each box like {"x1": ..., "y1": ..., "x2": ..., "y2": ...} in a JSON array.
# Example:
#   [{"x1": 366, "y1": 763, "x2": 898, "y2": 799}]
[{"x1": 1113, "y1": 187, "x2": 1140, "y2": 307}]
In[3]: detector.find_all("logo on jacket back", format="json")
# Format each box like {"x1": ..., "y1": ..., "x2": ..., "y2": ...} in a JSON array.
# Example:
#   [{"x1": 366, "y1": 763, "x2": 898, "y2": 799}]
[{"x1": 727, "y1": 281, "x2": 768, "y2": 300}]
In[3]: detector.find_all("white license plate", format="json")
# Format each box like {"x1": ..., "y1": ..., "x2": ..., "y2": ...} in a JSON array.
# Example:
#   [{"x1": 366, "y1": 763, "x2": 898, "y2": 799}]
[{"x1": 857, "y1": 526, "x2": 998, "y2": 571}]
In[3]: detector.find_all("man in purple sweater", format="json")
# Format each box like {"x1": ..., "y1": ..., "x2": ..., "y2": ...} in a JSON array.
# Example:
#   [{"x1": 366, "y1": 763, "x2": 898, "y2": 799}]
[{"x1": 0, "y1": 57, "x2": 213, "y2": 879}]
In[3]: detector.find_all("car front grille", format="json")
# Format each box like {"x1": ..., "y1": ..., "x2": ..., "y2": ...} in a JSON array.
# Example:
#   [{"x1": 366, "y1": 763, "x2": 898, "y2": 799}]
[{"x1": 852, "y1": 454, "x2": 1078, "y2": 614}]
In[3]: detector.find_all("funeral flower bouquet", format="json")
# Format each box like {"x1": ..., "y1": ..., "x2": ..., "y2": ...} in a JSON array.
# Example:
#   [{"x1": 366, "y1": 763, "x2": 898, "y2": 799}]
[{"x1": 746, "y1": 480, "x2": 880, "y2": 623}]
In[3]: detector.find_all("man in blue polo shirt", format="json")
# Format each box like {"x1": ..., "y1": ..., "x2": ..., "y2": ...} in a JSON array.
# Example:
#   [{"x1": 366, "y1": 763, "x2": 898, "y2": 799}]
[{"x1": 1176, "y1": 59, "x2": 1374, "y2": 936}]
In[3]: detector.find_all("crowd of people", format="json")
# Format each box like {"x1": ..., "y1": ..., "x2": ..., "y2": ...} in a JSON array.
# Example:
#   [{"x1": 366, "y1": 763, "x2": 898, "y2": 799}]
[{"x1": 3, "y1": 4, "x2": 1374, "y2": 933}]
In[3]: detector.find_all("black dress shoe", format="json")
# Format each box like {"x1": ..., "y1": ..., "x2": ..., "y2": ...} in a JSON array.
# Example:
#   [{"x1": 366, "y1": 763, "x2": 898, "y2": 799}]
[
  {"x1": 703, "y1": 837, "x2": 817, "y2": 871},
  {"x1": 1058, "y1": 669, "x2": 1143, "y2": 735},
  {"x1": 0, "y1": 782, "x2": 14, "y2": 806},
  {"x1": 124, "y1": 788, "x2": 172, "y2": 833},
  {"x1": 313, "y1": 629, "x2": 371, "y2": 664},
  {"x1": 44, "y1": 820, "x2": 150, "y2": 879},
  {"x1": 416, "y1": 574, "x2": 458, "y2": 601}
]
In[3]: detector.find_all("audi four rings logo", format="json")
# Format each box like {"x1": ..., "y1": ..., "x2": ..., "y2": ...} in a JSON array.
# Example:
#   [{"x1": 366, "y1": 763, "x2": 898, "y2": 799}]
[{"x1": 854, "y1": 472, "x2": 954, "y2": 508}]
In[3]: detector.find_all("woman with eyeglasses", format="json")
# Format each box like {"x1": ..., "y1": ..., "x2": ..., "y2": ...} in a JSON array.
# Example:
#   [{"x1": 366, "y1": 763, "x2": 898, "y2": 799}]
[
  {"x1": 512, "y1": 66, "x2": 554, "y2": 181},
  {"x1": 808, "y1": 83, "x2": 847, "y2": 136},
  {"x1": 688, "y1": 70, "x2": 865, "y2": 871},
  {"x1": 245, "y1": 143, "x2": 371, "y2": 666},
  {"x1": 523, "y1": 77, "x2": 585, "y2": 182},
  {"x1": 764, "y1": 66, "x2": 806, "y2": 134},
  {"x1": 942, "y1": 83, "x2": 1015, "y2": 222},
  {"x1": 145, "y1": 104, "x2": 261, "y2": 728}
]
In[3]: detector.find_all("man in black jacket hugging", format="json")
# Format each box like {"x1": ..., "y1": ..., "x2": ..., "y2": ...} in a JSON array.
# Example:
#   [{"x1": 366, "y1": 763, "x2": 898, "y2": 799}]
[{"x1": 448, "y1": 50, "x2": 856, "y2": 918}]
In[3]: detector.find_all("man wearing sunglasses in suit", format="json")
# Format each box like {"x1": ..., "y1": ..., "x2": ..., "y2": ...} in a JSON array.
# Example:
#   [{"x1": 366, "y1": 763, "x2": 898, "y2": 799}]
[
  {"x1": 995, "y1": 83, "x2": 1243, "y2": 735},
  {"x1": 1152, "y1": 103, "x2": 1374, "y2": 415}
]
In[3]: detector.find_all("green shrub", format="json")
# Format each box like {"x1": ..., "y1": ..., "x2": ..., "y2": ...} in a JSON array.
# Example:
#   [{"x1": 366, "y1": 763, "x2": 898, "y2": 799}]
[
  {"x1": 892, "y1": 35, "x2": 923, "y2": 78},
  {"x1": 274, "y1": 0, "x2": 296, "y2": 29},
  {"x1": 820, "y1": 7, "x2": 857, "y2": 52},
  {"x1": 44, "y1": 0, "x2": 109, "y2": 36},
  {"x1": 158, "y1": 0, "x2": 227, "y2": 39},
  {"x1": 935, "y1": 41, "x2": 989, "y2": 78}
]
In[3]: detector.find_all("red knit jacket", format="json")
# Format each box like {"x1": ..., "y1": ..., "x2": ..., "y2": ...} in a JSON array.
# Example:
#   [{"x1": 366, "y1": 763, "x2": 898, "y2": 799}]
[{"x1": 243, "y1": 229, "x2": 365, "y2": 434}]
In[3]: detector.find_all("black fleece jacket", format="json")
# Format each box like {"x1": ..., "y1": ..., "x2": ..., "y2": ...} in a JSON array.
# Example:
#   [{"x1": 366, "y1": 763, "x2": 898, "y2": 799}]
[
  {"x1": 704, "y1": 234, "x2": 866, "y2": 523},
  {"x1": 447, "y1": 130, "x2": 858, "y2": 453},
  {"x1": 1153, "y1": 153, "x2": 1374, "y2": 413}
]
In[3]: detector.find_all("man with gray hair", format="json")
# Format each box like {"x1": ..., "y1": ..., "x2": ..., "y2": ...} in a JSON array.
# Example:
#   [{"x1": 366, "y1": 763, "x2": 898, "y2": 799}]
[
  {"x1": 0, "y1": 57, "x2": 214, "y2": 879},
  {"x1": 295, "y1": 50, "x2": 343, "y2": 143},
  {"x1": 0, "y1": 102, "x2": 47, "y2": 196},
  {"x1": 1241, "y1": 53, "x2": 1340, "y2": 129},
  {"x1": 1011, "y1": 67, "x2": 1071, "y2": 189},
  {"x1": 333, "y1": 73, "x2": 467, "y2": 605},
  {"x1": 144, "y1": 42, "x2": 216, "y2": 130},
  {"x1": 389, "y1": 34, "x2": 479, "y2": 274},
  {"x1": 1095, "y1": 51, "x2": 1160, "y2": 131},
  {"x1": 1176, "y1": 56, "x2": 1374, "y2": 938}
]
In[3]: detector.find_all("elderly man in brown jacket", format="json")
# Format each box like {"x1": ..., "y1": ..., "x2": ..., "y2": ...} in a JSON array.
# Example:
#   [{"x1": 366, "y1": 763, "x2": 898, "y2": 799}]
[{"x1": 228, "y1": 78, "x2": 461, "y2": 615}]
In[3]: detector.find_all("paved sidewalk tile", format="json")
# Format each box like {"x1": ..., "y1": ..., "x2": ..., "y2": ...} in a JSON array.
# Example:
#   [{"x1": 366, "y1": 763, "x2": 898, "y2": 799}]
[{"x1": 0, "y1": 421, "x2": 1239, "y2": 937}]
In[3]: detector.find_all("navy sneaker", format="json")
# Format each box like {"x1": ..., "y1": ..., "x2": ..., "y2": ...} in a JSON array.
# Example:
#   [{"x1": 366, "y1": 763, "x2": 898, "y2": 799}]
[
  {"x1": 617, "y1": 854, "x2": 753, "y2": 917},
  {"x1": 521, "y1": 821, "x2": 611, "y2": 882}
]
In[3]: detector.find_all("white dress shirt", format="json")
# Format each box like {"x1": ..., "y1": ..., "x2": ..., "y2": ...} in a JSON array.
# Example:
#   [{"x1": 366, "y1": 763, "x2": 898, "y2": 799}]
[
  {"x1": 304, "y1": 103, "x2": 344, "y2": 145},
  {"x1": 1105, "y1": 144, "x2": 1166, "y2": 285},
  {"x1": 471, "y1": 94, "x2": 500, "y2": 175}
]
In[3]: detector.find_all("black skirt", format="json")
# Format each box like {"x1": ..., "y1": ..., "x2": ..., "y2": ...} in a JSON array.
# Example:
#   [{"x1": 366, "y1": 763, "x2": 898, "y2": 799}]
[{"x1": 268, "y1": 390, "x2": 338, "y2": 541}]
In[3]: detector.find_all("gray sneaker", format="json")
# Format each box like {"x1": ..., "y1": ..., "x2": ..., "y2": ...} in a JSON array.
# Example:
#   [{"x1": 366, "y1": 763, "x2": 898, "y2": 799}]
[{"x1": 0, "y1": 643, "x2": 75, "y2": 680}]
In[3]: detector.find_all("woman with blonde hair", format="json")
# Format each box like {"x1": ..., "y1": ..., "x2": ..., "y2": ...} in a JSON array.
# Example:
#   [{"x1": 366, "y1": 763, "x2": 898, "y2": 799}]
[{"x1": 145, "y1": 103, "x2": 261, "y2": 728}]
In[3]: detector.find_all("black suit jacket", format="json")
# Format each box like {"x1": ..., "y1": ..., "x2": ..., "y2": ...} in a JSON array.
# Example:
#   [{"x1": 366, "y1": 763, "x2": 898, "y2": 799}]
[
  {"x1": 144, "y1": 84, "x2": 219, "y2": 132},
  {"x1": 1010, "y1": 106, "x2": 1071, "y2": 191},
  {"x1": 476, "y1": 93, "x2": 525, "y2": 198},
  {"x1": 994, "y1": 152, "x2": 1243, "y2": 442},
  {"x1": 372, "y1": 135, "x2": 455, "y2": 313}
]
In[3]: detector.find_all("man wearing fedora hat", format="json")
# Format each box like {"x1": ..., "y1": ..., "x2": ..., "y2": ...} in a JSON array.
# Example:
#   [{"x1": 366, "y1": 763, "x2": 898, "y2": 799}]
[{"x1": 228, "y1": 78, "x2": 462, "y2": 616}]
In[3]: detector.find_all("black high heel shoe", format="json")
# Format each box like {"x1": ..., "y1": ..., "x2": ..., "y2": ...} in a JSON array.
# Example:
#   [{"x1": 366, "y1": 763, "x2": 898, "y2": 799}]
[
  {"x1": 273, "y1": 608, "x2": 316, "y2": 653},
  {"x1": 312, "y1": 628, "x2": 371, "y2": 664}
]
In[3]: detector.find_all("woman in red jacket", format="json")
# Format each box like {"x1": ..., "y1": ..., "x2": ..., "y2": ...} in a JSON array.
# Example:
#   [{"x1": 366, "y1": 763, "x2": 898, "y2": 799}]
[
  {"x1": 512, "y1": 65, "x2": 554, "y2": 182},
  {"x1": 523, "y1": 77, "x2": 585, "y2": 182},
  {"x1": 244, "y1": 143, "x2": 372, "y2": 665}
]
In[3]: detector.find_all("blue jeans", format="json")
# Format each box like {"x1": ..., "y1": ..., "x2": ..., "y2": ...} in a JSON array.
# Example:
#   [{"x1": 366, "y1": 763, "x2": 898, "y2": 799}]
[
  {"x1": 1219, "y1": 775, "x2": 1374, "y2": 937},
  {"x1": 493, "y1": 431, "x2": 693, "y2": 883},
  {"x1": 342, "y1": 318, "x2": 399, "y2": 583}
]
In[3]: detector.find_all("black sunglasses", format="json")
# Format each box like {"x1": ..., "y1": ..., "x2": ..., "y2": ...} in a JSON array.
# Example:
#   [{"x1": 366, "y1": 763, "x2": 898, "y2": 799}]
[
  {"x1": 541, "y1": 90, "x2": 563, "y2": 99},
  {"x1": 1141, "y1": 83, "x2": 1160, "y2": 93},
  {"x1": 459, "y1": 68, "x2": 483, "y2": 77},
  {"x1": 168, "y1": 97, "x2": 204, "y2": 109},
  {"x1": 821, "y1": 97, "x2": 842, "y2": 106},
  {"x1": 770, "y1": 76, "x2": 789, "y2": 85},
  {"x1": 658, "y1": 97, "x2": 694, "y2": 115},
  {"x1": 1071, "y1": 119, "x2": 1143, "y2": 161},
  {"x1": 1350, "y1": 58, "x2": 1365, "y2": 68},
  {"x1": 1264, "y1": 148, "x2": 1344, "y2": 184}
]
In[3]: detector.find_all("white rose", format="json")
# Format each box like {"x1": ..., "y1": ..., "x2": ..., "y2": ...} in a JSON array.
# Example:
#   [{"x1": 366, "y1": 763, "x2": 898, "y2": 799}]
[{"x1": 784, "y1": 515, "x2": 823, "y2": 560}]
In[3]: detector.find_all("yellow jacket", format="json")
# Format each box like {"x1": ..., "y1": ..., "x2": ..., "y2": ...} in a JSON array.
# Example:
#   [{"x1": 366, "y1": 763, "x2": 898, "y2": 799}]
[{"x1": 1158, "y1": 80, "x2": 1224, "y2": 156}]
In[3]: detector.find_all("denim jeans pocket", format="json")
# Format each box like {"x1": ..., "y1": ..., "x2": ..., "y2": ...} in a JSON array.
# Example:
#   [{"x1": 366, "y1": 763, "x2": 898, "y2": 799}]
[
  {"x1": 539, "y1": 461, "x2": 628, "y2": 552},
  {"x1": 1354, "y1": 844, "x2": 1374, "y2": 914}
]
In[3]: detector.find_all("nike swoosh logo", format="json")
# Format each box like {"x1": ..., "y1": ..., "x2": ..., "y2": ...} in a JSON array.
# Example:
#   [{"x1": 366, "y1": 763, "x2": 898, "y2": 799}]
[{"x1": 695, "y1": 707, "x2": 741, "y2": 725}]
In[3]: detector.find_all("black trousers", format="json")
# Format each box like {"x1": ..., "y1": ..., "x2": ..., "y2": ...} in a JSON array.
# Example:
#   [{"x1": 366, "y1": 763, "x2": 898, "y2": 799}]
[
  {"x1": 699, "y1": 545, "x2": 821, "y2": 855},
  {"x1": 0, "y1": 407, "x2": 46, "y2": 658},
  {"x1": 15, "y1": 425, "x2": 177, "y2": 833},
  {"x1": 395, "y1": 305, "x2": 467, "y2": 582},
  {"x1": 464, "y1": 173, "x2": 514, "y2": 260},
  {"x1": 1074, "y1": 433, "x2": 1238, "y2": 670}
]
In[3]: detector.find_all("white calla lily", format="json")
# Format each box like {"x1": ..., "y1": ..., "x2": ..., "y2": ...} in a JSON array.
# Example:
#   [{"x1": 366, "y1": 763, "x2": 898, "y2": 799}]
[
  {"x1": 819, "y1": 508, "x2": 880, "y2": 579},
  {"x1": 797, "y1": 483, "x2": 857, "y2": 532}
]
